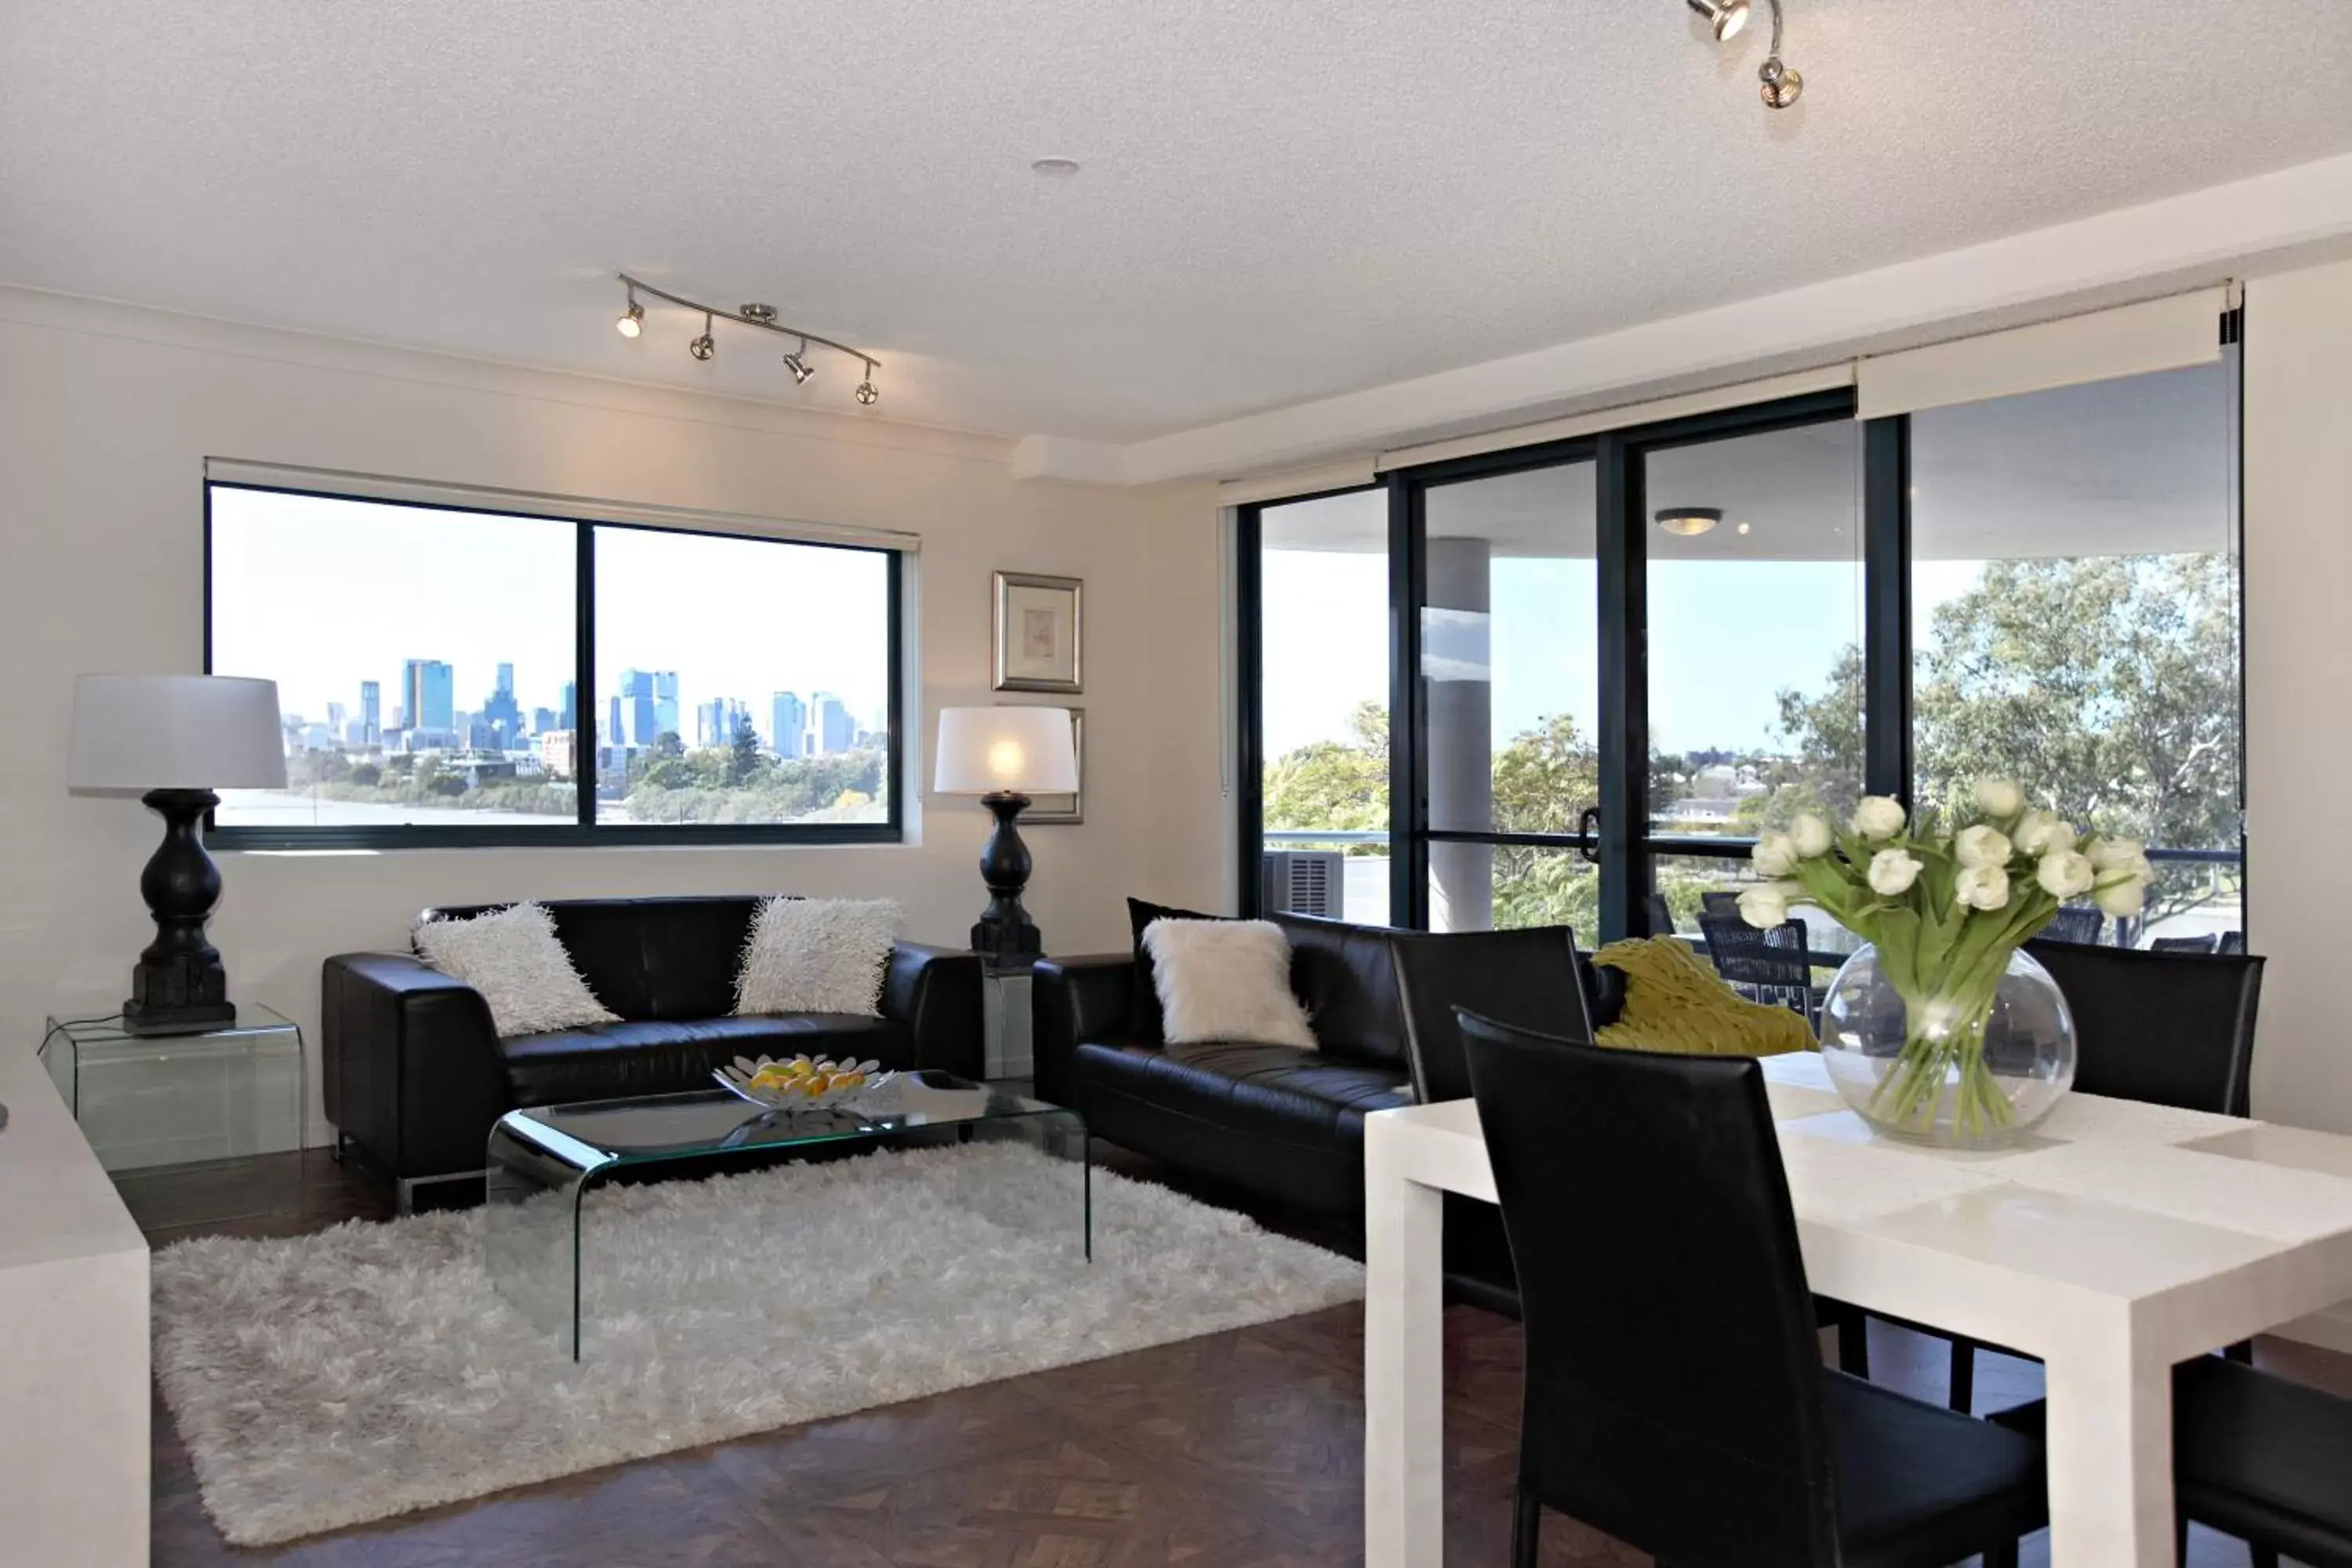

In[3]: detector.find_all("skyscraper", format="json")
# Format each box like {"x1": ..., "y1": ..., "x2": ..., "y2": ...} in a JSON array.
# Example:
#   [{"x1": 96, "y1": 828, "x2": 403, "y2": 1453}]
[
  {"x1": 615, "y1": 670, "x2": 657, "y2": 748},
  {"x1": 359, "y1": 680, "x2": 381, "y2": 746},
  {"x1": 402, "y1": 659, "x2": 455, "y2": 738},
  {"x1": 559, "y1": 680, "x2": 576, "y2": 733},
  {"x1": 808, "y1": 691, "x2": 855, "y2": 756},
  {"x1": 652, "y1": 670, "x2": 681, "y2": 742},
  {"x1": 480, "y1": 662, "x2": 524, "y2": 750},
  {"x1": 771, "y1": 691, "x2": 806, "y2": 758}
]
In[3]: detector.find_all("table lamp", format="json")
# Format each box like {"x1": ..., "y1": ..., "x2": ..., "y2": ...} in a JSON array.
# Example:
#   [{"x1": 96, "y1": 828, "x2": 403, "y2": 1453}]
[
  {"x1": 67, "y1": 673, "x2": 287, "y2": 1036},
  {"x1": 934, "y1": 706, "x2": 1076, "y2": 961}
]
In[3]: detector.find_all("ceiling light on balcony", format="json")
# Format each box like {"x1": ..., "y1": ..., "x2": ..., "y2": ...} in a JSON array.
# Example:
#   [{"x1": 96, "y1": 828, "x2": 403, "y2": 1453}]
[
  {"x1": 1687, "y1": 0, "x2": 1750, "y2": 40},
  {"x1": 1657, "y1": 507, "x2": 1724, "y2": 537}
]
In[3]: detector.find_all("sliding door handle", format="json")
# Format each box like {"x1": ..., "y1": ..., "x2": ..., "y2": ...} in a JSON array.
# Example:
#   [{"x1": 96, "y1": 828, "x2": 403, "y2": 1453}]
[{"x1": 1577, "y1": 807, "x2": 1602, "y2": 865}]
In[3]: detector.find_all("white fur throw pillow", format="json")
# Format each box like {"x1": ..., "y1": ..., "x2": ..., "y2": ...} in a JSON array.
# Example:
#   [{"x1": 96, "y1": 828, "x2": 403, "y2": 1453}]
[
  {"x1": 735, "y1": 897, "x2": 905, "y2": 1017},
  {"x1": 1142, "y1": 918, "x2": 1316, "y2": 1051},
  {"x1": 412, "y1": 902, "x2": 619, "y2": 1039}
]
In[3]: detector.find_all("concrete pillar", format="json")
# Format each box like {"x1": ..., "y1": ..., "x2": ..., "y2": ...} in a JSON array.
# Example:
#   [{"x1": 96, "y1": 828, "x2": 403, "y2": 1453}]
[{"x1": 1425, "y1": 537, "x2": 1493, "y2": 931}]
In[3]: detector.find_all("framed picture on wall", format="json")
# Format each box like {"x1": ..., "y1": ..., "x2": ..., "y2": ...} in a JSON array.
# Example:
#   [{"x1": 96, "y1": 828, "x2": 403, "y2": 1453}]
[
  {"x1": 1021, "y1": 706, "x2": 1084, "y2": 825},
  {"x1": 993, "y1": 572, "x2": 1083, "y2": 693}
]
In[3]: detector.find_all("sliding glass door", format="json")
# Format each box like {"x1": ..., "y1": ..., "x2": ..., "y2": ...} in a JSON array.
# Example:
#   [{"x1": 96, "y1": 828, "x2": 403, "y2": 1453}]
[
  {"x1": 1239, "y1": 333, "x2": 2243, "y2": 957},
  {"x1": 1420, "y1": 461, "x2": 1601, "y2": 945}
]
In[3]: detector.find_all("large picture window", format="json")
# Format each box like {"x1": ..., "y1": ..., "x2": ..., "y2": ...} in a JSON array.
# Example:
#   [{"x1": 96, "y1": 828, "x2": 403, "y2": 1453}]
[{"x1": 205, "y1": 481, "x2": 903, "y2": 848}]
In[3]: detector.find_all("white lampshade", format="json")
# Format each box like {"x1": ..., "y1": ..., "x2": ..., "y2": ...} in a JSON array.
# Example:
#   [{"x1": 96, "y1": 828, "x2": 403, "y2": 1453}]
[
  {"x1": 67, "y1": 674, "x2": 289, "y2": 792},
  {"x1": 934, "y1": 706, "x2": 1077, "y2": 796}
]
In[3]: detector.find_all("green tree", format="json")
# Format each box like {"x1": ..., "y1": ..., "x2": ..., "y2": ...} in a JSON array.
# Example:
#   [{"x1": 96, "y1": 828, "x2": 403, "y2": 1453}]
[
  {"x1": 1770, "y1": 554, "x2": 2238, "y2": 924},
  {"x1": 729, "y1": 724, "x2": 766, "y2": 786},
  {"x1": 1262, "y1": 701, "x2": 1389, "y2": 851}
]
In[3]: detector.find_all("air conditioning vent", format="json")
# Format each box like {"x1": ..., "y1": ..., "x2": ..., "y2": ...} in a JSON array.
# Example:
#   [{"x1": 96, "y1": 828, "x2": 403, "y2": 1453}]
[{"x1": 1262, "y1": 850, "x2": 1345, "y2": 919}]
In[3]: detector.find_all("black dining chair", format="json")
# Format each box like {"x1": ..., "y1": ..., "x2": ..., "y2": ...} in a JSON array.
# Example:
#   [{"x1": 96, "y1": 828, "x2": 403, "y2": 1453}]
[
  {"x1": 1991, "y1": 1356, "x2": 2350, "y2": 1568},
  {"x1": 1457, "y1": 1009, "x2": 2045, "y2": 1568},
  {"x1": 1645, "y1": 890, "x2": 1677, "y2": 938},
  {"x1": 2040, "y1": 904, "x2": 2105, "y2": 945},
  {"x1": 1930, "y1": 939, "x2": 2267, "y2": 1415},
  {"x1": 2218, "y1": 930, "x2": 2247, "y2": 955},
  {"x1": 1698, "y1": 911, "x2": 1817, "y2": 1028},
  {"x1": 2151, "y1": 932, "x2": 2222, "y2": 954}
]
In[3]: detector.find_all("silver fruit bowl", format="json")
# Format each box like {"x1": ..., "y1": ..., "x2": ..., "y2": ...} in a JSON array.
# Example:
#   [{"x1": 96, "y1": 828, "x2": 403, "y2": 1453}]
[{"x1": 712, "y1": 1054, "x2": 895, "y2": 1112}]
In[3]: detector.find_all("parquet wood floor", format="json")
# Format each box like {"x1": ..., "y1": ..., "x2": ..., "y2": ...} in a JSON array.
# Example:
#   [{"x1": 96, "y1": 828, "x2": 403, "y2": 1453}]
[{"x1": 146, "y1": 1149, "x2": 2351, "y2": 1567}]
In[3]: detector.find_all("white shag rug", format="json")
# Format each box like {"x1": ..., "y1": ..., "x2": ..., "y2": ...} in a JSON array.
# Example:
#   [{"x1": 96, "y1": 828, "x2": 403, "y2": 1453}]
[{"x1": 154, "y1": 1142, "x2": 1364, "y2": 1546}]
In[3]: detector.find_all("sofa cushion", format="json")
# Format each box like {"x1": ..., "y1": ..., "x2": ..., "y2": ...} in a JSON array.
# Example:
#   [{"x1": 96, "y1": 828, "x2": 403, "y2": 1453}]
[
  {"x1": 1076, "y1": 1038, "x2": 1410, "y2": 1146},
  {"x1": 1276, "y1": 914, "x2": 1410, "y2": 1069},
  {"x1": 499, "y1": 1014, "x2": 908, "y2": 1107},
  {"x1": 423, "y1": 896, "x2": 766, "y2": 1022}
]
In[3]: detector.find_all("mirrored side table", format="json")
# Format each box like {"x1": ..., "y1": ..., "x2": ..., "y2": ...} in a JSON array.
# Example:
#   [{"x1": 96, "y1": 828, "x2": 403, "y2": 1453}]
[
  {"x1": 982, "y1": 956, "x2": 1037, "y2": 1082},
  {"x1": 42, "y1": 1004, "x2": 308, "y2": 1228}
]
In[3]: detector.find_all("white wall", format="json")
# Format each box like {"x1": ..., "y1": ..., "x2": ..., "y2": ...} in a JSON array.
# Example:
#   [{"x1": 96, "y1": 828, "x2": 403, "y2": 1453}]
[{"x1": 0, "y1": 287, "x2": 1221, "y2": 1141}]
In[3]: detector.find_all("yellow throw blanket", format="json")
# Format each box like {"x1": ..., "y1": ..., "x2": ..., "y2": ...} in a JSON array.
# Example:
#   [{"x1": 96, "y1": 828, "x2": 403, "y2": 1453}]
[{"x1": 1591, "y1": 936, "x2": 1815, "y2": 1058}]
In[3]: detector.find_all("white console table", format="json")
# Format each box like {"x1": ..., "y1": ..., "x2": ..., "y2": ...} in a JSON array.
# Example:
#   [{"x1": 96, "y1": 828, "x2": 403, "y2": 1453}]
[{"x1": 0, "y1": 1035, "x2": 150, "y2": 1566}]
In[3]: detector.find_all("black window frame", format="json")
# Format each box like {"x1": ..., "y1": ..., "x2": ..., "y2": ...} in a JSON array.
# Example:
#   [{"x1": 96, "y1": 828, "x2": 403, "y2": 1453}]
[{"x1": 202, "y1": 477, "x2": 906, "y2": 851}]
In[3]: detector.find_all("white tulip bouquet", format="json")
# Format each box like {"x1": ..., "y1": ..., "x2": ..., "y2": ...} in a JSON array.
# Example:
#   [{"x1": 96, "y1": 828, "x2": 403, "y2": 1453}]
[{"x1": 1739, "y1": 779, "x2": 2158, "y2": 1138}]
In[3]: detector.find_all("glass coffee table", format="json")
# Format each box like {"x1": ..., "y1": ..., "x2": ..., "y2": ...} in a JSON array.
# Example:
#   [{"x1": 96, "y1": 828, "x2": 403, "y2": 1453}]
[{"x1": 485, "y1": 1070, "x2": 1087, "y2": 1359}]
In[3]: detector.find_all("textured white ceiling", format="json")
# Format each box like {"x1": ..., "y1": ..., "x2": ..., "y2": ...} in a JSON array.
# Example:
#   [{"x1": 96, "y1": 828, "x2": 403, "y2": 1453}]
[{"x1": 3, "y1": 1, "x2": 2347, "y2": 441}]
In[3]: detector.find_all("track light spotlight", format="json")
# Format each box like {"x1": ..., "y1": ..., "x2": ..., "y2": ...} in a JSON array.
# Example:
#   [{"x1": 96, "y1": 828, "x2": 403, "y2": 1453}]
[
  {"x1": 782, "y1": 339, "x2": 816, "y2": 384},
  {"x1": 855, "y1": 371, "x2": 880, "y2": 407},
  {"x1": 689, "y1": 314, "x2": 717, "y2": 361},
  {"x1": 1759, "y1": 53, "x2": 1803, "y2": 107},
  {"x1": 616, "y1": 296, "x2": 644, "y2": 338},
  {"x1": 1687, "y1": 0, "x2": 1749, "y2": 40}
]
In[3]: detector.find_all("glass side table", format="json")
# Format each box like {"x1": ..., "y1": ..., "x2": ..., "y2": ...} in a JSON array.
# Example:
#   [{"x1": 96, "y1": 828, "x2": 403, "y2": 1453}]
[
  {"x1": 982, "y1": 955, "x2": 1038, "y2": 1080},
  {"x1": 42, "y1": 1004, "x2": 308, "y2": 1227}
]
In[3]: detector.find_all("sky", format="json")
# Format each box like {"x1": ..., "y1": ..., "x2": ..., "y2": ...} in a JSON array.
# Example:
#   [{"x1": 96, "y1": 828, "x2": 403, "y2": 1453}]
[
  {"x1": 210, "y1": 488, "x2": 892, "y2": 738},
  {"x1": 1261, "y1": 549, "x2": 1998, "y2": 760}
]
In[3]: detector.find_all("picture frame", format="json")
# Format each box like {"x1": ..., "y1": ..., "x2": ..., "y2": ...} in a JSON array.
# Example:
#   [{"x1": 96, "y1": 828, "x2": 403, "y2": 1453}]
[
  {"x1": 992, "y1": 571, "x2": 1083, "y2": 693},
  {"x1": 1020, "y1": 706, "x2": 1084, "y2": 825}
]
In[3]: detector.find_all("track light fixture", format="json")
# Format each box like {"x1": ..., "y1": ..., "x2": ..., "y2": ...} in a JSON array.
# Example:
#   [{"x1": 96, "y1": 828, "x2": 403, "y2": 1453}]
[
  {"x1": 612, "y1": 274, "x2": 882, "y2": 406},
  {"x1": 1690, "y1": 0, "x2": 1803, "y2": 111}
]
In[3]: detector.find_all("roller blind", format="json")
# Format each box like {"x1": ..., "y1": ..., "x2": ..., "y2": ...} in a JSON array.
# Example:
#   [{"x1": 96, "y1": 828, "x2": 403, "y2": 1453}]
[
  {"x1": 1216, "y1": 456, "x2": 1379, "y2": 507},
  {"x1": 1373, "y1": 364, "x2": 1857, "y2": 473},
  {"x1": 202, "y1": 459, "x2": 923, "y2": 554},
  {"x1": 1854, "y1": 288, "x2": 2230, "y2": 421}
]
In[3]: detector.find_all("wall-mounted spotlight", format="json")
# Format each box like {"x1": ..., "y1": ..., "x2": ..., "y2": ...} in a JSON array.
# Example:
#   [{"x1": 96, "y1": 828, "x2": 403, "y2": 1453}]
[
  {"x1": 1657, "y1": 506, "x2": 1724, "y2": 537},
  {"x1": 1686, "y1": 0, "x2": 1749, "y2": 41},
  {"x1": 1691, "y1": 0, "x2": 1803, "y2": 110},
  {"x1": 612, "y1": 274, "x2": 880, "y2": 406}
]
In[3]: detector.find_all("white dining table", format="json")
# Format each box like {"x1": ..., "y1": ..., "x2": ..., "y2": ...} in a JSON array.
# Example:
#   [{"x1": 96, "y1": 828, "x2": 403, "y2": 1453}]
[{"x1": 1363, "y1": 1050, "x2": 2352, "y2": 1568}]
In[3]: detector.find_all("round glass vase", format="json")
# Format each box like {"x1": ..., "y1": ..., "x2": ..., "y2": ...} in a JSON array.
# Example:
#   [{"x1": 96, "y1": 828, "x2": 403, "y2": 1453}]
[{"x1": 1817, "y1": 943, "x2": 2076, "y2": 1149}]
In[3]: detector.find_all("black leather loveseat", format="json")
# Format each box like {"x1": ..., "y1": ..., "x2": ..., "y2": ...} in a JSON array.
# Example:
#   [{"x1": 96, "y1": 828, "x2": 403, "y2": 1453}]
[
  {"x1": 1033, "y1": 913, "x2": 1593, "y2": 1306},
  {"x1": 323, "y1": 895, "x2": 982, "y2": 1206}
]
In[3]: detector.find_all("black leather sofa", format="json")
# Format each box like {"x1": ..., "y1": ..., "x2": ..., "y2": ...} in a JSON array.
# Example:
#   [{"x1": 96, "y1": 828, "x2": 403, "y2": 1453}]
[
  {"x1": 322, "y1": 895, "x2": 983, "y2": 1206},
  {"x1": 1033, "y1": 913, "x2": 1594, "y2": 1308}
]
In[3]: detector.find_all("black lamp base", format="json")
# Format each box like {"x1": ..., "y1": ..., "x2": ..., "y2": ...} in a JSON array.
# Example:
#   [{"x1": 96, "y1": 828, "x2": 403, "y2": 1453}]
[
  {"x1": 970, "y1": 791, "x2": 1044, "y2": 962},
  {"x1": 122, "y1": 788, "x2": 238, "y2": 1038}
]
